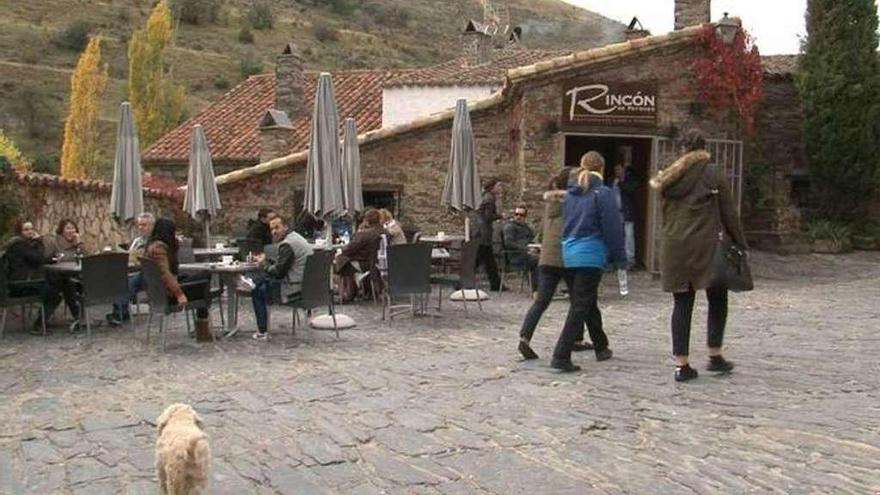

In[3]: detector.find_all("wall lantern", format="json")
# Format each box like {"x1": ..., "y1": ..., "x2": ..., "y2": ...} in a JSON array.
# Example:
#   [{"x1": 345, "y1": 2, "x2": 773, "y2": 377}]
[{"x1": 715, "y1": 12, "x2": 740, "y2": 45}]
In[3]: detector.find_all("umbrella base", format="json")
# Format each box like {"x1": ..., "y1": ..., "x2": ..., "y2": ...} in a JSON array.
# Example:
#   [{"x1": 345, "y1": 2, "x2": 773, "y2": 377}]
[
  {"x1": 449, "y1": 289, "x2": 489, "y2": 301},
  {"x1": 310, "y1": 314, "x2": 356, "y2": 329}
]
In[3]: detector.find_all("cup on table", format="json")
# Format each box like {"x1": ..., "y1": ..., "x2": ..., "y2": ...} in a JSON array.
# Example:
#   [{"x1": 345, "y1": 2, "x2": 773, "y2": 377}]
[
  {"x1": 315, "y1": 238, "x2": 327, "y2": 248},
  {"x1": 221, "y1": 255, "x2": 233, "y2": 265},
  {"x1": 215, "y1": 242, "x2": 225, "y2": 249},
  {"x1": 437, "y1": 231, "x2": 446, "y2": 241}
]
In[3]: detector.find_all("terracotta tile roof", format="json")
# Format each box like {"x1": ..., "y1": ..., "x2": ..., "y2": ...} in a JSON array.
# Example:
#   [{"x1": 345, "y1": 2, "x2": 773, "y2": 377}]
[
  {"x1": 385, "y1": 49, "x2": 571, "y2": 87},
  {"x1": 143, "y1": 70, "x2": 409, "y2": 166},
  {"x1": 761, "y1": 54, "x2": 798, "y2": 79},
  {"x1": 9, "y1": 172, "x2": 177, "y2": 199}
]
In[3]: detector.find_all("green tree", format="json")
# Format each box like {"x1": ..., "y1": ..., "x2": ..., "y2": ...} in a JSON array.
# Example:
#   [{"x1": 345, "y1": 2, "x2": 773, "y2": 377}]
[
  {"x1": 798, "y1": 0, "x2": 880, "y2": 223},
  {"x1": 61, "y1": 36, "x2": 108, "y2": 178},
  {"x1": 128, "y1": 0, "x2": 186, "y2": 148}
]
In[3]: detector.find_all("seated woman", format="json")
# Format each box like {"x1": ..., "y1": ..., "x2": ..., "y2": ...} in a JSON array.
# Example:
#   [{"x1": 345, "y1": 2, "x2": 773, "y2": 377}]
[
  {"x1": 2, "y1": 219, "x2": 50, "y2": 334},
  {"x1": 142, "y1": 218, "x2": 212, "y2": 341},
  {"x1": 335, "y1": 209, "x2": 383, "y2": 302},
  {"x1": 378, "y1": 208, "x2": 407, "y2": 246},
  {"x1": 44, "y1": 219, "x2": 90, "y2": 332}
]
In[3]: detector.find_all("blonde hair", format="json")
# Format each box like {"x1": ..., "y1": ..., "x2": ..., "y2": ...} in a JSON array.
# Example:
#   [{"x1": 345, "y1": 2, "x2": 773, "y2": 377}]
[
  {"x1": 378, "y1": 208, "x2": 393, "y2": 224},
  {"x1": 579, "y1": 151, "x2": 605, "y2": 172}
]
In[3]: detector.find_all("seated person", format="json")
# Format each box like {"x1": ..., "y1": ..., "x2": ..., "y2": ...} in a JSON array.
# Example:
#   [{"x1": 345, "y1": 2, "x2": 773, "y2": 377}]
[
  {"x1": 2, "y1": 219, "x2": 50, "y2": 334},
  {"x1": 244, "y1": 208, "x2": 276, "y2": 250},
  {"x1": 143, "y1": 218, "x2": 212, "y2": 341},
  {"x1": 108, "y1": 212, "x2": 154, "y2": 326},
  {"x1": 292, "y1": 210, "x2": 325, "y2": 241},
  {"x1": 45, "y1": 218, "x2": 91, "y2": 331},
  {"x1": 502, "y1": 206, "x2": 539, "y2": 291},
  {"x1": 335, "y1": 209, "x2": 383, "y2": 302},
  {"x1": 378, "y1": 208, "x2": 406, "y2": 246},
  {"x1": 251, "y1": 215, "x2": 313, "y2": 340}
]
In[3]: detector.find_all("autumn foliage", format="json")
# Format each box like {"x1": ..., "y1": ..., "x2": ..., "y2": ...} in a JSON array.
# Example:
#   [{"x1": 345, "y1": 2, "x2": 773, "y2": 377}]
[
  {"x1": 128, "y1": 0, "x2": 186, "y2": 148},
  {"x1": 0, "y1": 129, "x2": 32, "y2": 172},
  {"x1": 691, "y1": 24, "x2": 764, "y2": 133},
  {"x1": 60, "y1": 36, "x2": 109, "y2": 178}
]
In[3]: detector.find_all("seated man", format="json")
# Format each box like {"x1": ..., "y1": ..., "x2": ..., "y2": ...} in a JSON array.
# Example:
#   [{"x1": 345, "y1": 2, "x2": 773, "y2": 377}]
[
  {"x1": 251, "y1": 215, "x2": 313, "y2": 341},
  {"x1": 108, "y1": 212, "x2": 154, "y2": 326},
  {"x1": 502, "y1": 206, "x2": 539, "y2": 291},
  {"x1": 334, "y1": 209, "x2": 383, "y2": 302}
]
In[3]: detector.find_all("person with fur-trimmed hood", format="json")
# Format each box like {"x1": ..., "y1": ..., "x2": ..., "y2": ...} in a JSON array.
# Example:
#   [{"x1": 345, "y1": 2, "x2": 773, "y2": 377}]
[
  {"x1": 650, "y1": 128, "x2": 747, "y2": 382},
  {"x1": 550, "y1": 151, "x2": 626, "y2": 372},
  {"x1": 517, "y1": 168, "x2": 596, "y2": 361}
]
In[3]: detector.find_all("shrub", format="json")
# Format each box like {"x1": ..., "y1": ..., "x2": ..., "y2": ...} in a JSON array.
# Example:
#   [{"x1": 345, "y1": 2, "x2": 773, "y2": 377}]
[
  {"x1": 247, "y1": 0, "x2": 274, "y2": 30},
  {"x1": 239, "y1": 53, "x2": 264, "y2": 78},
  {"x1": 808, "y1": 220, "x2": 852, "y2": 242},
  {"x1": 52, "y1": 21, "x2": 93, "y2": 51},
  {"x1": 172, "y1": 0, "x2": 221, "y2": 25},
  {"x1": 313, "y1": 21, "x2": 338, "y2": 43},
  {"x1": 238, "y1": 26, "x2": 254, "y2": 44},
  {"x1": 212, "y1": 75, "x2": 230, "y2": 90}
]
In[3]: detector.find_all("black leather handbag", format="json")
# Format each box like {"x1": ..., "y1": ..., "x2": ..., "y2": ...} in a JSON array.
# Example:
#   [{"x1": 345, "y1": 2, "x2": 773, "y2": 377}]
[{"x1": 708, "y1": 185, "x2": 753, "y2": 292}]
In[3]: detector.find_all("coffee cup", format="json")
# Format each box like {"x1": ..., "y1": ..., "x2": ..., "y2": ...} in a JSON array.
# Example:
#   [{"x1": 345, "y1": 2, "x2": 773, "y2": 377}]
[
  {"x1": 215, "y1": 242, "x2": 225, "y2": 249},
  {"x1": 437, "y1": 231, "x2": 446, "y2": 241},
  {"x1": 221, "y1": 255, "x2": 233, "y2": 265}
]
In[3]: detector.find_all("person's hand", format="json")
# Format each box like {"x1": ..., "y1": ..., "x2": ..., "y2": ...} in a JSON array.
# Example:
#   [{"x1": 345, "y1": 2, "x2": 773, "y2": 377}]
[
  {"x1": 72, "y1": 232, "x2": 81, "y2": 245},
  {"x1": 176, "y1": 293, "x2": 188, "y2": 305}
]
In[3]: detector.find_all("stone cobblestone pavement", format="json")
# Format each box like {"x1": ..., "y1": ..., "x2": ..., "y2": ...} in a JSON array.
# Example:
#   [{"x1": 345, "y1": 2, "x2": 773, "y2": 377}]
[{"x1": 1, "y1": 252, "x2": 879, "y2": 494}]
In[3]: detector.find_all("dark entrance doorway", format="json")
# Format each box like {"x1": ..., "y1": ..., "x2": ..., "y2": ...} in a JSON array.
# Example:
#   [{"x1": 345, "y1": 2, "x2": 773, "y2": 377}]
[{"x1": 563, "y1": 134, "x2": 652, "y2": 267}]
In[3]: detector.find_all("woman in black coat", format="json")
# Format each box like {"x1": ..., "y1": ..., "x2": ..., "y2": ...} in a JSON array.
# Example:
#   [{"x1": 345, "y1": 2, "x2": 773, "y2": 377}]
[{"x1": 2, "y1": 219, "x2": 50, "y2": 334}]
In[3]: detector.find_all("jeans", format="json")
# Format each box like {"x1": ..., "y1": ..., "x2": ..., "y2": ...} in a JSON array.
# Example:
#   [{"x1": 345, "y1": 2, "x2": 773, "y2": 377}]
[
  {"x1": 624, "y1": 221, "x2": 635, "y2": 266},
  {"x1": 671, "y1": 286, "x2": 728, "y2": 356},
  {"x1": 475, "y1": 244, "x2": 501, "y2": 290},
  {"x1": 111, "y1": 272, "x2": 145, "y2": 320},
  {"x1": 252, "y1": 279, "x2": 270, "y2": 333},
  {"x1": 552, "y1": 267, "x2": 607, "y2": 361}
]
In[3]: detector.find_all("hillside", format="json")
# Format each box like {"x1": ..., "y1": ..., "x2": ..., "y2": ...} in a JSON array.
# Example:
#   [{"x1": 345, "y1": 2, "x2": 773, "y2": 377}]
[{"x1": 0, "y1": 0, "x2": 624, "y2": 179}]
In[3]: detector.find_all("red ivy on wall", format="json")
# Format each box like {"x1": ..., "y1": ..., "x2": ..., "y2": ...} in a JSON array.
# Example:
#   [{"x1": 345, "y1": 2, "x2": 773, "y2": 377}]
[{"x1": 692, "y1": 24, "x2": 764, "y2": 133}]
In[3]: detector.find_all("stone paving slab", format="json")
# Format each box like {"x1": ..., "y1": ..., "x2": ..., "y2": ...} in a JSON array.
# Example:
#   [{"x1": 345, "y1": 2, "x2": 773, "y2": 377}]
[{"x1": 1, "y1": 251, "x2": 879, "y2": 494}]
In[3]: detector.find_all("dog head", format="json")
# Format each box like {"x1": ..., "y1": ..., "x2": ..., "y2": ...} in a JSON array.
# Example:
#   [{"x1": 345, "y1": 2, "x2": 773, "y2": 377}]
[{"x1": 157, "y1": 403, "x2": 204, "y2": 435}]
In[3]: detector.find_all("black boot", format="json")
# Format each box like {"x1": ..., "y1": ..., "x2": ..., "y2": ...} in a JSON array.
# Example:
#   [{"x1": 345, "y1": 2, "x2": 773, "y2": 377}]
[
  {"x1": 518, "y1": 341, "x2": 539, "y2": 360},
  {"x1": 707, "y1": 355, "x2": 734, "y2": 372},
  {"x1": 550, "y1": 359, "x2": 581, "y2": 373}
]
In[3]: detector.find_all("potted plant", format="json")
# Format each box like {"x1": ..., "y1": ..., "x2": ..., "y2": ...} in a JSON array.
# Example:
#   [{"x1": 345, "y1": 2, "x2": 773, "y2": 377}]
[
  {"x1": 809, "y1": 220, "x2": 852, "y2": 253},
  {"x1": 851, "y1": 222, "x2": 880, "y2": 250}
]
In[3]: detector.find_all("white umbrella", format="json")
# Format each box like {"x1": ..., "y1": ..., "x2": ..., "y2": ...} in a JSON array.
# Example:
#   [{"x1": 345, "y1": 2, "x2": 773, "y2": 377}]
[
  {"x1": 340, "y1": 118, "x2": 364, "y2": 216},
  {"x1": 304, "y1": 72, "x2": 344, "y2": 227},
  {"x1": 183, "y1": 125, "x2": 222, "y2": 246},
  {"x1": 110, "y1": 102, "x2": 144, "y2": 226},
  {"x1": 442, "y1": 98, "x2": 482, "y2": 239}
]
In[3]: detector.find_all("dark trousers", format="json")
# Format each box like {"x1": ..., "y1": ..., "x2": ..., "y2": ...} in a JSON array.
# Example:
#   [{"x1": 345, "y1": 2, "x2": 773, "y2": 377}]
[
  {"x1": 252, "y1": 279, "x2": 270, "y2": 332},
  {"x1": 178, "y1": 273, "x2": 210, "y2": 319},
  {"x1": 671, "y1": 286, "x2": 728, "y2": 356},
  {"x1": 475, "y1": 244, "x2": 501, "y2": 290},
  {"x1": 111, "y1": 272, "x2": 145, "y2": 320},
  {"x1": 520, "y1": 265, "x2": 588, "y2": 343},
  {"x1": 45, "y1": 272, "x2": 80, "y2": 320},
  {"x1": 552, "y1": 267, "x2": 607, "y2": 361}
]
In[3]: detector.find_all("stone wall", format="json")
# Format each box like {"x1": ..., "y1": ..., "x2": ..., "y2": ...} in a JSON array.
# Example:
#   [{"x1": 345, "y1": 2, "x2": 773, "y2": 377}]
[
  {"x1": 1, "y1": 173, "x2": 186, "y2": 252},
  {"x1": 213, "y1": 41, "x2": 743, "y2": 240}
]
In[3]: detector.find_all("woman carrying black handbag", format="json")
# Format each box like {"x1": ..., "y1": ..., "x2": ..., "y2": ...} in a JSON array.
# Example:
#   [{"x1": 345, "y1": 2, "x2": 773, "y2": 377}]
[{"x1": 649, "y1": 129, "x2": 750, "y2": 382}]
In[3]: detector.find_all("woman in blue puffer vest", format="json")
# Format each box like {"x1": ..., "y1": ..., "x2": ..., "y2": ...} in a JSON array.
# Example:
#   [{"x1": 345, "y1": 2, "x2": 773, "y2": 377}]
[{"x1": 550, "y1": 151, "x2": 627, "y2": 372}]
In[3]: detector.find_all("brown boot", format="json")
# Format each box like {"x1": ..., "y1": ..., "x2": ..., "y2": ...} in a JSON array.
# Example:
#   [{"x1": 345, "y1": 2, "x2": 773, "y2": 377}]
[{"x1": 195, "y1": 318, "x2": 213, "y2": 342}]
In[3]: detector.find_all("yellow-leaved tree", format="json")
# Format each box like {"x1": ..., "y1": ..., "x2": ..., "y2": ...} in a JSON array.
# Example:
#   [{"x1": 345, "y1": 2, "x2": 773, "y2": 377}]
[
  {"x1": 60, "y1": 35, "x2": 109, "y2": 178},
  {"x1": 0, "y1": 129, "x2": 32, "y2": 172},
  {"x1": 128, "y1": 0, "x2": 186, "y2": 147}
]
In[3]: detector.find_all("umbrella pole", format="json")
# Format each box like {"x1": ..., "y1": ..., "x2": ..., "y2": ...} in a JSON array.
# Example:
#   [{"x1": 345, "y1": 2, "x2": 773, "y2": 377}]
[
  {"x1": 204, "y1": 217, "x2": 211, "y2": 248},
  {"x1": 464, "y1": 216, "x2": 470, "y2": 241}
]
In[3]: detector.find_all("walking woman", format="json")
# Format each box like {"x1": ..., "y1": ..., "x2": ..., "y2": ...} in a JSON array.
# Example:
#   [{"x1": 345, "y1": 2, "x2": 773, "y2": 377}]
[
  {"x1": 143, "y1": 218, "x2": 212, "y2": 340},
  {"x1": 551, "y1": 152, "x2": 626, "y2": 372},
  {"x1": 649, "y1": 129, "x2": 747, "y2": 382},
  {"x1": 518, "y1": 168, "x2": 594, "y2": 360}
]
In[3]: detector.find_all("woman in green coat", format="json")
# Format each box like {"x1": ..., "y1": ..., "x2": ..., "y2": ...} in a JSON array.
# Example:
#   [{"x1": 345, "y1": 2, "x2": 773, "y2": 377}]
[{"x1": 650, "y1": 129, "x2": 747, "y2": 382}]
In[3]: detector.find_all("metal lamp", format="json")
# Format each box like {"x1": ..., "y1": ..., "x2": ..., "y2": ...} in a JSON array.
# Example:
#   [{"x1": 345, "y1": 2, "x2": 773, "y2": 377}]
[{"x1": 716, "y1": 12, "x2": 740, "y2": 45}]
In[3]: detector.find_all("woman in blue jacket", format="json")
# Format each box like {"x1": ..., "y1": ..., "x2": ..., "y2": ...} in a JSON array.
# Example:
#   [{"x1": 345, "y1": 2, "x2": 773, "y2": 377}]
[{"x1": 551, "y1": 151, "x2": 627, "y2": 372}]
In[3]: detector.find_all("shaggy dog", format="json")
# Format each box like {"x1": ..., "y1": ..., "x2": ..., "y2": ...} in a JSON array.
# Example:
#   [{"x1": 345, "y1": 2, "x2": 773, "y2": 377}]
[{"x1": 155, "y1": 403, "x2": 211, "y2": 495}]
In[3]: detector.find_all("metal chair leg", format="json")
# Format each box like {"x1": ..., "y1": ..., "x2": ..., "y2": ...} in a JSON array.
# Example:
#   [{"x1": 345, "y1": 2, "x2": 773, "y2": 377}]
[
  {"x1": 146, "y1": 312, "x2": 153, "y2": 342},
  {"x1": 84, "y1": 307, "x2": 91, "y2": 337},
  {"x1": 160, "y1": 316, "x2": 167, "y2": 352},
  {"x1": 0, "y1": 307, "x2": 7, "y2": 338},
  {"x1": 40, "y1": 305, "x2": 47, "y2": 336}
]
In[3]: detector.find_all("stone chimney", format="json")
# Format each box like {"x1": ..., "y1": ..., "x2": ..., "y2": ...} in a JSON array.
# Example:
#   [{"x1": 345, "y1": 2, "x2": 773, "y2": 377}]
[
  {"x1": 674, "y1": 0, "x2": 711, "y2": 30},
  {"x1": 461, "y1": 20, "x2": 493, "y2": 67},
  {"x1": 275, "y1": 42, "x2": 305, "y2": 120}
]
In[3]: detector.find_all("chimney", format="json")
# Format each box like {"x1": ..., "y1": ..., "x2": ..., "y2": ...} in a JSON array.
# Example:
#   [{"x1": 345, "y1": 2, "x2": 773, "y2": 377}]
[
  {"x1": 275, "y1": 42, "x2": 305, "y2": 119},
  {"x1": 461, "y1": 20, "x2": 493, "y2": 67},
  {"x1": 674, "y1": 0, "x2": 711, "y2": 30},
  {"x1": 625, "y1": 17, "x2": 650, "y2": 40}
]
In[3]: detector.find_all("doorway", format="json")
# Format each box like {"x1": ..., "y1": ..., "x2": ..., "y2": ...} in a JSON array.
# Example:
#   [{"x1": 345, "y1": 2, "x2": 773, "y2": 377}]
[{"x1": 564, "y1": 134, "x2": 653, "y2": 267}]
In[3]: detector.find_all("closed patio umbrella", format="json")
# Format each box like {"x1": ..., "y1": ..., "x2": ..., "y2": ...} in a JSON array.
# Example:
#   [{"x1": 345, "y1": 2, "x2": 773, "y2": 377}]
[
  {"x1": 183, "y1": 125, "x2": 222, "y2": 246},
  {"x1": 441, "y1": 99, "x2": 482, "y2": 239},
  {"x1": 340, "y1": 117, "x2": 363, "y2": 216},
  {"x1": 304, "y1": 72, "x2": 344, "y2": 227},
  {"x1": 110, "y1": 102, "x2": 144, "y2": 227}
]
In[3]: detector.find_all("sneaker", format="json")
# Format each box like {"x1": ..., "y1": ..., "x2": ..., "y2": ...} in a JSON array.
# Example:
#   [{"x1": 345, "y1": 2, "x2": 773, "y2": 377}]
[
  {"x1": 572, "y1": 341, "x2": 595, "y2": 352},
  {"x1": 707, "y1": 356, "x2": 735, "y2": 373},
  {"x1": 595, "y1": 348, "x2": 613, "y2": 361},
  {"x1": 236, "y1": 276, "x2": 256, "y2": 293},
  {"x1": 68, "y1": 320, "x2": 82, "y2": 334},
  {"x1": 617, "y1": 269, "x2": 629, "y2": 296},
  {"x1": 107, "y1": 316, "x2": 123, "y2": 327},
  {"x1": 674, "y1": 364, "x2": 699, "y2": 382},
  {"x1": 252, "y1": 331, "x2": 268, "y2": 341},
  {"x1": 550, "y1": 359, "x2": 581, "y2": 373},
  {"x1": 518, "y1": 341, "x2": 539, "y2": 360}
]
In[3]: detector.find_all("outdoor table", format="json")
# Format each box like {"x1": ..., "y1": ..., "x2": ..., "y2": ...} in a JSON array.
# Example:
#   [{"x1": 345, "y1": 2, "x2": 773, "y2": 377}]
[
  {"x1": 420, "y1": 234, "x2": 466, "y2": 244},
  {"x1": 308, "y1": 242, "x2": 345, "y2": 251},
  {"x1": 45, "y1": 262, "x2": 139, "y2": 274},
  {"x1": 178, "y1": 261, "x2": 262, "y2": 337},
  {"x1": 193, "y1": 247, "x2": 239, "y2": 258},
  {"x1": 527, "y1": 243, "x2": 541, "y2": 254}
]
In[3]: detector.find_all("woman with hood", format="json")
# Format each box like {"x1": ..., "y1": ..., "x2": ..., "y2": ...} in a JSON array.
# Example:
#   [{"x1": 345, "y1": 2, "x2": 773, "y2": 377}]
[
  {"x1": 517, "y1": 168, "x2": 595, "y2": 360},
  {"x1": 649, "y1": 128, "x2": 747, "y2": 382},
  {"x1": 551, "y1": 151, "x2": 626, "y2": 372}
]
